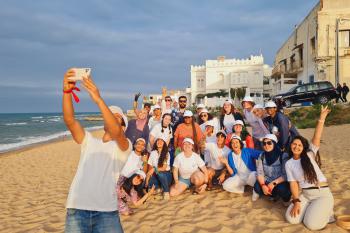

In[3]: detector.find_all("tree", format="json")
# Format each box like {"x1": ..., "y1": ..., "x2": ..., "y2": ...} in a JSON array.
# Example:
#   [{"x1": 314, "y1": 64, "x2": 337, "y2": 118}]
[
  {"x1": 236, "y1": 87, "x2": 246, "y2": 100},
  {"x1": 230, "y1": 88, "x2": 236, "y2": 100}
]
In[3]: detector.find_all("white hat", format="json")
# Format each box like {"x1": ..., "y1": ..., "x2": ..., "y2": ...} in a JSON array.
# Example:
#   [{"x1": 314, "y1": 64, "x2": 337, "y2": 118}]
[
  {"x1": 224, "y1": 99, "x2": 233, "y2": 105},
  {"x1": 262, "y1": 134, "x2": 278, "y2": 143},
  {"x1": 155, "y1": 135, "x2": 168, "y2": 143},
  {"x1": 135, "y1": 137, "x2": 146, "y2": 144},
  {"x1": 200, "y1": 108, "x2": 209, "y2": 114},
  {"x1": 153, "y1": 104, "x2": 161, "y2": 110},
  {"x1": 253, "y1": 104, "x2": 264, "y2": 109},
  {"x1": 233, "y1": 120, "x2": 244, "y2": 126},
  {"x1": 183, "y1": 110, "x2": 193, "y2": 117},
  {"x1": 197, "y1": 103, "x2": 205, "y2": 109},
  {"x1": 230, "y1": 135, "x2": 242, "y2": 141},
  {"x1": 265, "y1": 101, "x2": 277, "y2": 108},
  {"x1": 216, "y1": 130, "x2": 227, "y2": 137},
  {"x1": 183, "y1": 138, "x2": 194, "y2": 145},
  {"x1": 108, "y1": 105, "x2": 128, "y2": 130},
  {"x1": 205, "y1": 120, "x2": 215, "y2": 127},
  {"x1": 242, "y1": 96, "x2": 254, "y2": 102},
  {"x1": 135, "y1": 170, "x2": 146, "y2": 179}
]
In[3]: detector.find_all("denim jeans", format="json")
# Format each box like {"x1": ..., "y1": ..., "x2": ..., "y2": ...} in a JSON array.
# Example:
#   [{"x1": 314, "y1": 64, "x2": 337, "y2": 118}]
[
  {"x1": 148, "y1": 171, "x2": 172, "y2": 192},
  {"x1": 254, "y1": 181, "x2": 291, "y2": 202},
  {"x1": 65, "y1": 209, "x2": 124, "y2": 233}
]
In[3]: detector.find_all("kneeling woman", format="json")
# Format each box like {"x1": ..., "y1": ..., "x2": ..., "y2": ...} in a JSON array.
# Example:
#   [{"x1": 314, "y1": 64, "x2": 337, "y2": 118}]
[
  {"x1": 220, "y1": 135, "x2": 261, "y2": 194},
  {"x1": 117, "y1": 170, "x2": 155, "y2": 215},
  {"x1": 170, "y1": 138, "x2": 209, "y2": 196},
  {"x1": 146, "y1": 136, "x2": 172, "y2": 200},
  {"x1": 285, "y1": 106, "x2": 334, "y2": 231},
  {"x1": 253, "y1": 134, "x2": 291, "y2": 202}
]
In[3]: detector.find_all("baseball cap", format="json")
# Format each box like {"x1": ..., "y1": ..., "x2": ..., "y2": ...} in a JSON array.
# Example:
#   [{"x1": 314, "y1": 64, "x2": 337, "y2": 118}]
[
  {"x1": 183, "y1": 138, "x2": 194, "y2": 145},
  {"x1": 261, "y1": 134, "x2": 278, "y2": 143},
  {"x1": 197, "y1": 104, "x2": 205, "y2": 109},
  {"x1": 265, "y1": 101, "x2": 277, "y2": 108},
  {"x1": 242, "y1": 96, "x2": 254, "y2": 103},
  {"x1": 183, "y1": 110, "x2": 193, "y2": 117},
  {"x1": 108, "y1": 105, "x2": 128, "y2": 129},
  {"x1": 230, "y1": 135, "x2": 242, "y2": 141},
  {"x1": 233, "y1": 120, "x2": 244, "y2": 126}
]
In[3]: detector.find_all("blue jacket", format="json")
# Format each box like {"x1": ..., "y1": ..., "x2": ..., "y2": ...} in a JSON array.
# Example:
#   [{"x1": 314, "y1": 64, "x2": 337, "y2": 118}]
[{"x1": 228, "y1": 148, "x2": 262, "y2": 177}]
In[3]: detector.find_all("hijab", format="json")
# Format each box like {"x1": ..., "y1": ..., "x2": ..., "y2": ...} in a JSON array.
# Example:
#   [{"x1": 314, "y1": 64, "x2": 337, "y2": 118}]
[{"x1": 263, "y1": 141, "x2": 283, "y2": 166}]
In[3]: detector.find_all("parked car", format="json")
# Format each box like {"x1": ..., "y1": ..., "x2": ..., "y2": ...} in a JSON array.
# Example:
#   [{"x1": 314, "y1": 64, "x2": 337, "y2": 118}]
[{"x1": 272, "y1": 81, "x2": 338, "y2": 107}]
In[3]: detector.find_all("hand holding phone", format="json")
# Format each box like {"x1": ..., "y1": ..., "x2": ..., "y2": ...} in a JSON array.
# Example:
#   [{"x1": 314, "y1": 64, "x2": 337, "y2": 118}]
[{"x1": 68, "y1": 68, "x2": 91, "y2": 81}]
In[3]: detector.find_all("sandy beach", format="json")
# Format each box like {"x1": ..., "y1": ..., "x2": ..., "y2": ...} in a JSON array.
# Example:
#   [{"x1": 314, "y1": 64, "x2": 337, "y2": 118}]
[{"x1": 1, "y1": 126, "x2": 350, "y2": 233}]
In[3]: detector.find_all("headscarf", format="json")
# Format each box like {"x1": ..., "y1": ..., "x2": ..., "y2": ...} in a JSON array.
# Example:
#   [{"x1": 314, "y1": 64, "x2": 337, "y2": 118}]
[{"x1": 263, "y1": 141, "x2": 283, "y2": 166}]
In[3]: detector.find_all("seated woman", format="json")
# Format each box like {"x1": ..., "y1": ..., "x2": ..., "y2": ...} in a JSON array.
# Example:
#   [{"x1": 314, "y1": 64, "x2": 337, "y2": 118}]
[
  {"x1": 146, "y1": 136, "x2": 172, "y2": 200},
  {"x1": 285, "y1": 106, "x2": 334, "y2": 231},
  {"x1": 116, "y1": 170, "x2": 155, "y2": 216},
  {"x1": 220, "y1": 135, "x2": 261, "y2": 194},
  {"x1": 253, "y1": 134, "x2": 291, "y2": 203},
  {"x1": 225, "y1": 120, "x2": 254, "y2": 148},
  {"x1": 170, "y1": 138, "x2": 209, "y2": 196},
  {"x1": 198, "y1": 109, "x2": 220, "y2": 134}
]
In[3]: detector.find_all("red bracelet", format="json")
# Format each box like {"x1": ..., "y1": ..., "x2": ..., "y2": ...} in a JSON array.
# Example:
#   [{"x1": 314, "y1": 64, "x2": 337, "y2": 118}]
[{"x1": 63, "y1": 87, "x2": 80, "y2": 103}]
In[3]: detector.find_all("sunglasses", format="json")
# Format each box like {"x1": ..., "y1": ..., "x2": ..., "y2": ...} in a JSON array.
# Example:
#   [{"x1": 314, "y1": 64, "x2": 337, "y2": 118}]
[
  {"x1": 165, "y1": 99, "x2": 172, "y2": 102},
  {"x1": 179, "y1": 100, "x2": 187, "y2": 103},
  {"x1": 200, "y1": 114, "x2": 208, "y2": 118},
  {"x1": 262, "y1": 141, "x2": 273, "y2": 146}
]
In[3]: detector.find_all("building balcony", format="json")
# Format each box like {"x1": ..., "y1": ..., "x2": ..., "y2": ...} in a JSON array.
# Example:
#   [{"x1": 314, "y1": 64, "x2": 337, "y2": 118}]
[
  {"x1": 271, "y1": 64, "x2": 286, "y2": 78},
  {"x1": 286, "y1": 61, "x2": 303, "y2": 75}
]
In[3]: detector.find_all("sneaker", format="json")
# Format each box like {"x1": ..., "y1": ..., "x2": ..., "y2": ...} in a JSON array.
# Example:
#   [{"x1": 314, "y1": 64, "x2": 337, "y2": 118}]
[
  {"x1": 163, "y1": 192, "x2": 170, "y2": 200},
  {"x1": 252, "y1": 190, "x2": 259, "y2": 201}
]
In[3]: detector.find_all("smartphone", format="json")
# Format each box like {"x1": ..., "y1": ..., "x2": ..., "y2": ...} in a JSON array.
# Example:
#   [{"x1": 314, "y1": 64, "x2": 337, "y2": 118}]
[{"x1": 68, "y1": 68, "x2": 91, "y2": 81}]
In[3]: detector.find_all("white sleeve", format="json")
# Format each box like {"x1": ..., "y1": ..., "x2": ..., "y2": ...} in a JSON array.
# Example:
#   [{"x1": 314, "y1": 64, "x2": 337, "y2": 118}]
[
  {"x1": 148, "y1": 151, "x2": 156, "y2": 167},
  {"x1": 195, "y1": 153, "x2": 205, "y2": 168},
  {"x1": 150, "y1": 124, "x2": 158, "y2": 137},
  {"x1": 173, "y1": 154, "x2": 180, "y2": 168},
  {"x1": 285, "y1": 160, "x2": 296, "y2": 182},
  {"x1": 80, "y1": 131, "x2": 92, "y2": 155},
  {"x1": 308, "y1": 143, "x2": 319, "y2": 160}
]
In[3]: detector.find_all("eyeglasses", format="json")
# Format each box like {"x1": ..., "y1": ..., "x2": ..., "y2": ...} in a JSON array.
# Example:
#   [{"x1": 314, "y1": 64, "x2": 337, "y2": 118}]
[
  {"x1": 262, "y1": 141, "x2": 273, "y2": 146},
  {"x1": 165, "y1": 99, "x2": 172, "y2": 102},
  {"x1": 179, "y1": 100, "x2": 187, "y2": 103},
  {"x1": 200, "y1": 114, "x2": 208, "y2": 118}
]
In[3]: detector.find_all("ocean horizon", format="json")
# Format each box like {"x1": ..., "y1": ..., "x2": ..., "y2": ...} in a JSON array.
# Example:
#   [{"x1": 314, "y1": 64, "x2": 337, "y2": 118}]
[{"x1": 0, "y1": 112, "x2": 103, "y2": 153}]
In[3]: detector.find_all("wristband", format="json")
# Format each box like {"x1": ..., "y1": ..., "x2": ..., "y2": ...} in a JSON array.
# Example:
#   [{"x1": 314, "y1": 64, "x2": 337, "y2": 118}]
[{"x1": 63, "y1": 87, "x2": 80, "y2": 103}]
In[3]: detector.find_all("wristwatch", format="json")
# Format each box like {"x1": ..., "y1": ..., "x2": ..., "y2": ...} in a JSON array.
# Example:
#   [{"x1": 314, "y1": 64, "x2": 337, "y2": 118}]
[
  {"x1": 292, "y1": 198, "x2": 301, "y2": 204},
  {"x1": 273, "y1": 182, "x2": 277, "y2": 186}
]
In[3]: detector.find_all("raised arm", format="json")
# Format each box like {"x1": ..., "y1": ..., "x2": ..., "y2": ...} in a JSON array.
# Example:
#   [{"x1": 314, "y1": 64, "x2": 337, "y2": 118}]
[
  {"x1": 133, "y1": 93, "x2": 141, "y2": 117},
  {"x1": 311, "y1": 105, "x2": 330, "y2": 148},
  {"x1": 62, "y1": 69, "x2": 85, "y2": 144},
  {"x1": 81, "y1": 77, "x2": 129, "y2": 151}
]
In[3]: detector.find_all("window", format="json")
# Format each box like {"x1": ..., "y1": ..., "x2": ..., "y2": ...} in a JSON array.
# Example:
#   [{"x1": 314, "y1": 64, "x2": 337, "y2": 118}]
[
  {"x1": 256, "y1": 93, "x2": 261, "y2": 97},
  {"x1": 307, "y1": 83, "x2": 319, "y2": 91},
  {"x1": 299, "y1": 46, "x2": 303, "y2": 67},
  {"x1": 296, "y1": 86, "x2": 306, "y2": 93},
  {"x1": 264, "y1": 93, "x2": 270, "y2": 98},
  {"x1": 310, "y1": 37, "x2": 316, "y2": 54},
  {"x1": 290, "y1": 54, "x2": 296, "y2": 69},
  {"x1": 319, "y1": 82, "x2": 332, "y2": 89},
  {"x1": 250, "y1": 93, "x2": 255, "y2": 97},
  {"x1": 340, "y1": 30, "x2": 350, "y2": 48},
  {"x1": 309, "y1": 75, "x2": 314, "y2": 83}
]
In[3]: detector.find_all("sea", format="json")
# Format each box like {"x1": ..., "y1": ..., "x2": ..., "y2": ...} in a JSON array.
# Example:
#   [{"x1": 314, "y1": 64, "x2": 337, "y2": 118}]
[{"x1": 0, "y1": 112, "x2": 103, "y2": 153}]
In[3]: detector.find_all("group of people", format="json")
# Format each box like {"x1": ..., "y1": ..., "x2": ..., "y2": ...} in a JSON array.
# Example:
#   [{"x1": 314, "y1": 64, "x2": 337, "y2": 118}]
[
  {"x1": 336, "y1": 82, "x2": 349, "y2": 103},
  {"x1": 62, "y1": 69, "x2": 335, "y2": 232}
]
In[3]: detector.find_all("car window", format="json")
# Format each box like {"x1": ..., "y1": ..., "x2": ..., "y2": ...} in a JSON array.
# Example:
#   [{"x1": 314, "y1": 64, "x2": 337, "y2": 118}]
[
  {"x1": 319, "y1": 82, "x2": 331, "y2": 89},
  {"x1": 307, "y1": 84, "x2": 319, "y2": 91},
  {"x1": 296, "y1": 86, "x2": 307, "y2": 93}
]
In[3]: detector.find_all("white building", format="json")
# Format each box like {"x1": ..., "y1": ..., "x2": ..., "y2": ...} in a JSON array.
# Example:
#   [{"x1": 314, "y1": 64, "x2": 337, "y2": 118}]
[{"x1": 190, "y1": 55, "x2": 272, "y2": 106}]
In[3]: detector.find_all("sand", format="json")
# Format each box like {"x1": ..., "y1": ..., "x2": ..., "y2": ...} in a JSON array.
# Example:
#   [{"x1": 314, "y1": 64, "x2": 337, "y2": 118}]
[{"x1": 0, "y1": 126, "x2": 349, "y2": 233}]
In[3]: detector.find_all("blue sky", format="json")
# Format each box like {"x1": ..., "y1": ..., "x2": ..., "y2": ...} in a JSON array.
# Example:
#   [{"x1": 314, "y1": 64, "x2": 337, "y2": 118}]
[{"x1": 0, "y1": 0, "x2": 318, "y2": 113}]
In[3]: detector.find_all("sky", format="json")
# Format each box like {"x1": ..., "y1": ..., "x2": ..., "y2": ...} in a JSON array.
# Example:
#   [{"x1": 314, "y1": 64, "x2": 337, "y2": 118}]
[{"x1": 0, "y1": 0, "x2": 319, "y2": 113}]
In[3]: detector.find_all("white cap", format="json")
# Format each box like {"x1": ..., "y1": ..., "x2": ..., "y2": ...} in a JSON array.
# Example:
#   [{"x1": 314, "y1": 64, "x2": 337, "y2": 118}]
[
  {"x1": 224, "y1": 99, "x2": 233, "y2": 105},
  {"x1": 253, "y1": 104, "x2": 264, "y2": 109},
  {"x1": 242, "y1": 96, "x2": 254, "y2": 102},
  {"x1": 205, "y1": 120, "x2": 215, "y2": 127},
  {"x1": 183, "y1": 110, "x2": 193, "y2": 117},
  {"x1": 197, "y1": 104, "x2": 205, "y2": 109},
  {"x1": 108, "y1": 105, "x2": 128, "y2": 130},
  {"x1": 230, "y1": 135, "x2": 242, "y2": 141},
  {"x1": 155, "y1": 135, "x2": 168, "y2": 143},
  {"x1": 153, "y1": 104, "x2": 161, "y2": 110},
  {"x1": 216, "y1": 130, "x2": 227, "y2": 137},
  {"x1": 262, "y1": 134, "x2": 278, "y2": 143},
  {"x1": 233, "y1": 120, "x2": 244, "y2": 126},
  {"x1": 135, "y1": 137, "x2": 146, "y2": 144},
  {"x1": 135, "y1": 170, "x2": 146, "y2": 179},
  {"x1": 200, "y1": 108, "x2": 209, "y2": 114},
  {"x1": 265, "y1": 101, "x2": 277, "y2": 108},
  {"x1": 183, "y1": 138, "x2": 194, "y2": 145}
]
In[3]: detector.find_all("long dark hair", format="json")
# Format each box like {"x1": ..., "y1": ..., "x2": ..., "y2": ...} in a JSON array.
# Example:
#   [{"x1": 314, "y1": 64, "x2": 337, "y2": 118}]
[
  {"x1": 161, "y1": 113, "x2": 172, "y2": 135},
  {"x1": 288, "y1": 135, "x2": 321, "y2": 184},
  {"x1": 198, "y1": 112, "x2": 214, "y2": 125},
  {"x1": 191, "y1": 117, "x2": 199, "y2": 153},
  {"x1": 121, "y1": 174, "x2": 144, "y2": 198},
  {"x1": 152, "y1": 139, "x2": 169, "y2": 167}
]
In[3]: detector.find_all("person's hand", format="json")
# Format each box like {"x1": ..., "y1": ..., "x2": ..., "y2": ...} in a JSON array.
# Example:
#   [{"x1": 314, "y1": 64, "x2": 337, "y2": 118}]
[
  {"x1": 81, "y1": 76, "x2": 102, "y2": 104},
  {"x1": 162, "y1": 87, "x2": 167, "y2": 97},
  {"x1": 218, "y1": 156, "x2": 228, "y2": 165},
  {"x1": 290, "y1": 202, "x2": 301, "y2": 217},
  {"x1": 267, "y1": 182, "x2": 275, "y2": 193},
  {"x1": 262, "y1": 185, "x2": 271, "y2": 195},
  {"x1": 148, "y1": 185, "x2": 156, "y2": 195},
  {"x1": 217, "y1": 173, "x2": 226, "y2": 184},
  {"x1": 320, "y1": 105, "x2": 331, "y2": 121},
  {"x1": 142, "y1": 154, "x2": 148, "y2": 163},
  {"x1": 63, "y1": 69, "x2": 77, "y2": 91},
  {"x1": 134, "y1": 92, "x2": 141, "y2": 101}
]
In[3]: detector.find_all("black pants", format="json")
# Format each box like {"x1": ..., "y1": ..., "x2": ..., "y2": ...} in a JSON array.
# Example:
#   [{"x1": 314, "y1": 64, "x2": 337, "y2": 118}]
[{"x1": 343, "y1": 92, "x2": 348, "y2": 102}]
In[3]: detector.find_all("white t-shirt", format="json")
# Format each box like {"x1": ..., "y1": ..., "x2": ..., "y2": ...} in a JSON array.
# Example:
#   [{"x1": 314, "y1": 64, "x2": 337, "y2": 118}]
[
  {"x1": 200, "y1": 118, "x2": 220, "y2": 134},
  {"x1": 173, "y1": 152, "x2": 205, "y2": 179},
  {"x1": 148, "y1": 117, "x2": 161, "y2": 131},
  {"x1": 223, "y1": 114, "x2": 235, "y2": 134},
  {"x1": 203, "y1": 135, "x2": 217, "y2": 166},
  {"x1": 205, "y1": 143, "x2": 230, "y2": 170},
  {"x1": 66, "y1": 131, "x2": 132, "y2": 211},
  {"x1": 232, "y1": 152, "x2": 251, "y2": 181},
  {"x1": 285, "y1": 143, "x2": 327, "y2": 188},
  {"x1": 121, "y1": 151, "x2": 144, "y2": 178},
  {"x1": 148, "y1": 150, "x2": 171, "y2": 171},
  {"x1": 150, "y1": 123, "x2": 173, "y2": 143}
]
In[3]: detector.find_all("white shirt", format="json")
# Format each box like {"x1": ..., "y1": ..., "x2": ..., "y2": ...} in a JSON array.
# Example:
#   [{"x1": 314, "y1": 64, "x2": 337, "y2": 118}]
[
  {"x1": 203, "y1": 135, "x2": 217, "y2": 166},
  {"x1": 200, "y1": 118, "x2": 220, "y2": 134},
  {"x1": 205, "y1": 143, "x2": 230, "y2": 170},
  {"x1": 232, "y1": 152, "x2": 251, "y2": 181},
  {"x1": 223, "y1": 114, "x2": 235, "y2": 134},
  {"x1": 285, "y1": 143, "x2": 327, "y2": 189},
  {"x1": 148, "y1": 117, "x2": 161, "y2": 131},
  {"x1": 173, "y1": 152, "x2": 205, "y2": 179},
  {"x1": 66, "y1": 131, "x2": 132, "y2": 211},
  {"x1": 148, "y1": 150, "x2": 171, "y2": 171},
  {"x1": 150, "y1": 123, "x2": 173, "y2": 143},
  {"x1": 121, "y1": 151, "x2": 144, "y2": 178}
]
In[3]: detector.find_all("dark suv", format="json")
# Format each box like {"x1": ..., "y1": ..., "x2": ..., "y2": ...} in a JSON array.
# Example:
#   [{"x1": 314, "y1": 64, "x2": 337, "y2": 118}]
[{"x1": 273, "y1": 81, "x2": 338, "y2": 107}]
